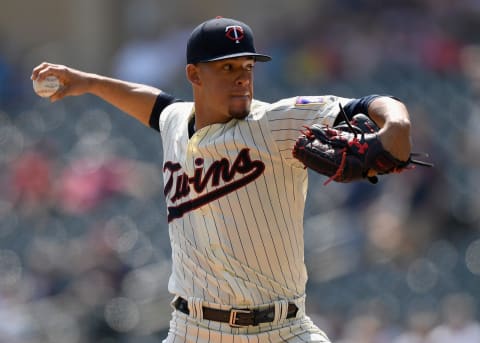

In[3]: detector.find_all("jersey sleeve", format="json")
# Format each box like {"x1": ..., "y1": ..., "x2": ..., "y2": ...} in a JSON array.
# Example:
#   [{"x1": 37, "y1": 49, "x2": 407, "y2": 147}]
[
  {"x1": 265, "y1": 95, "x2": 353, "y2": 166},
  {"x1": 333, "y1": 94, "x2": 398, "y2": 125},
  {"x1": 148, "y1": 91, "x2": 180, "y2": 131}
]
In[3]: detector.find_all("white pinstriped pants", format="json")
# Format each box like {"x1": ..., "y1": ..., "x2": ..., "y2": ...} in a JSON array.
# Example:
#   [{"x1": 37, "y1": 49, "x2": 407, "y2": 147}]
[{"x1": 162, "y1": 297, "x2": 330, "y2": 343}]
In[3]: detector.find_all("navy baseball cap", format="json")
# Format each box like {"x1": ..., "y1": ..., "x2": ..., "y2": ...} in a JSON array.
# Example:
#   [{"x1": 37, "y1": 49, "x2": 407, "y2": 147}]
[{"x1": 186, "y1": 17, "x2": 271, "y2": 64}]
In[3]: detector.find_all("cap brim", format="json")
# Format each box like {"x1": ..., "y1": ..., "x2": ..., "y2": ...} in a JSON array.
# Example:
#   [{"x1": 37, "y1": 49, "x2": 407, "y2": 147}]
[{"x1": 200, "y1": 52, "x2": 272, "y2": 63}]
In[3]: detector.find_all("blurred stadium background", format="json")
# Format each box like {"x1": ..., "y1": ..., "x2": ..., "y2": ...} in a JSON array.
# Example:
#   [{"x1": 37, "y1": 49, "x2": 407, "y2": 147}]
[{"x1": 1, "y1": 0, "x2": 480, "y2": 342}]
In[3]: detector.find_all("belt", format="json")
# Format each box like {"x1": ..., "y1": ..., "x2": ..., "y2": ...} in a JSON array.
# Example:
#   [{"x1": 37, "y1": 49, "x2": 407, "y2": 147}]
[{"x1": 174, "y1": 297, "x2": 298, "y2": 327}]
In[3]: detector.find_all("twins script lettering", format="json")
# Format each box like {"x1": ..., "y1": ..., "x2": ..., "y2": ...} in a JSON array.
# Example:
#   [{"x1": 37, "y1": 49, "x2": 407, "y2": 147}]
[{"x1": 163, "y1": 148, "x2": 265, "y2": 222}]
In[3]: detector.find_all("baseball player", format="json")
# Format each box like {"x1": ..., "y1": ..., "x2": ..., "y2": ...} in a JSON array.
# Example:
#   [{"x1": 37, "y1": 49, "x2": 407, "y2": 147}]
[{"x1": 31, "y1": 17, "x2": 412, "y2": 342}]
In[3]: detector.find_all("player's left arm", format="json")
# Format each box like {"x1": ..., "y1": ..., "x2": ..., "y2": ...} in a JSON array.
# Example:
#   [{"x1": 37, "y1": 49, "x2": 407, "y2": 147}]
[
  {"x1": 292, "y1": 95, "x2": 430, "y2": 183},
  {"x1": 366, "y1": 96, "x2": 412, "y2": 162}
]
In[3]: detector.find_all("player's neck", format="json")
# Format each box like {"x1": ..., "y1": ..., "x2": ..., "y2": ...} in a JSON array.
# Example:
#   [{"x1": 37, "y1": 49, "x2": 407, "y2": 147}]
[{"x1": 193, "y1": 106, "x2": 231, "y2": 130}]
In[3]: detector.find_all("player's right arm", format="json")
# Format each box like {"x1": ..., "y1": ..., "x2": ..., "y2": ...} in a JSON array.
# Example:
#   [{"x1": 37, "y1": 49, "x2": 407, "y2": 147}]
[{"x1": 31, "y1": 62, "x2": 162, "y2": 128}]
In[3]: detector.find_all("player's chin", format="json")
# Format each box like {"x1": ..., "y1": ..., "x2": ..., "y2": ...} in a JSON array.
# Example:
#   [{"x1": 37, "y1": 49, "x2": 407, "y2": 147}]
[
  {"x1": 229, "y1": 109, "x2": 250, "y2": 120},
  {"x1": 229, "y1": 99, "x2": 251, "y2": 119}
]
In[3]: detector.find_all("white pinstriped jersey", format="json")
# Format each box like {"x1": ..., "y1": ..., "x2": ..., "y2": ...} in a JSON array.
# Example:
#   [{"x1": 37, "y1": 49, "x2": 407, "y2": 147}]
[{"x1": 159, "y1": 95, "x2": 352, "y2": 308}]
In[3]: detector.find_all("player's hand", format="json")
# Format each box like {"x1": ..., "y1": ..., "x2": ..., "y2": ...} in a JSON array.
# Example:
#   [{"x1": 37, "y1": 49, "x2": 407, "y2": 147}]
[
  {"x1": 365, "y1": 121, "x2": 411, "y2": 179},
  {"x1": 377, "y1": 122, "x2": 412, "y2": 162},
  {"x1": 366, "y1": 96, "x2": 412, "y2": 162},
  {"x1": 31, "y1": 62, "x2": 93, "y2": 102}
]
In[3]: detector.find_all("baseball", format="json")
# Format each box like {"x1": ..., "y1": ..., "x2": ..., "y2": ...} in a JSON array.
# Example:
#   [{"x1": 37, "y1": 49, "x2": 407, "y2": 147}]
[{"x1": 33, "y1": 75, "x2": 60, "y2": 98}]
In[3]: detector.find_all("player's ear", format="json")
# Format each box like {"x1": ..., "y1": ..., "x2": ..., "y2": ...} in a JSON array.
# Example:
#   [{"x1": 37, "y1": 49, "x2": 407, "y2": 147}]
[{"x1": 186, "y1": 64, "x2": 201, "y2": 86}]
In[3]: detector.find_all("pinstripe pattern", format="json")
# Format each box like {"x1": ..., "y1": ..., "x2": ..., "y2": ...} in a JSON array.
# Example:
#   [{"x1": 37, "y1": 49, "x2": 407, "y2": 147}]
[
  {"x1": 159, "y1": 95, "x2": 352, "y2": 341},
  {"x1": 163, "y1": 310, "x2": 330, "y2": 343}
]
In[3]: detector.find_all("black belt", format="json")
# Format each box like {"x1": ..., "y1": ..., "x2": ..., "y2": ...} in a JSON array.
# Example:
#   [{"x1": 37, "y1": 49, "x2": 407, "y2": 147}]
[{"x1": 174, "y1": 297, "x2": 298, "y2": 327}]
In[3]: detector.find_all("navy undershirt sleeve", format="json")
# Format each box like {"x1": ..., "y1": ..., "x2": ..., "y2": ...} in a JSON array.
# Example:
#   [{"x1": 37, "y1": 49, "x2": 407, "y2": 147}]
[
  {"x1": 148, "y1": 92, "x2": 181, "y2": 131},
  {"x1": 334, "y1": 94, "x2": 399, "y2": 125}
]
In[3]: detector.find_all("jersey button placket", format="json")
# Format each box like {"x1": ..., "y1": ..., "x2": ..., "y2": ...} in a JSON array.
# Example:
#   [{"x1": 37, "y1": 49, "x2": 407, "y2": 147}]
[{"x1": 186, "y1": 134, "x2": 200, "y2": 175}]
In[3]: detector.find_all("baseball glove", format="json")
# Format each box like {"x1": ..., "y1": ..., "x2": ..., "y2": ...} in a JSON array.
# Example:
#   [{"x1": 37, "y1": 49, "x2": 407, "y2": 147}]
[{"x1": 292, "y1": 106, "x2": 432, "y2": 185}]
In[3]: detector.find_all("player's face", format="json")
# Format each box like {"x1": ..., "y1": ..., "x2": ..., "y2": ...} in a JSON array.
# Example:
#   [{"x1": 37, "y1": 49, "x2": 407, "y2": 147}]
[{"x1": 196, "y1": 57, "x2": 255, "y2": 122}]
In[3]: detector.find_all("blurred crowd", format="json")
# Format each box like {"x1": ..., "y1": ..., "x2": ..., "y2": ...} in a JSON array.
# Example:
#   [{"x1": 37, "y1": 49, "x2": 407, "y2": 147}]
[{"x1": 1, "y1": 0, "x2": 480, "y2": 342}]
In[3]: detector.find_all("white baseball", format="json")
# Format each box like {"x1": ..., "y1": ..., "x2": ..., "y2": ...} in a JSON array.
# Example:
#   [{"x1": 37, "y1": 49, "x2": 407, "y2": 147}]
[{"x1": 33, "y1": 75, "x2": 60, "y2": 98}]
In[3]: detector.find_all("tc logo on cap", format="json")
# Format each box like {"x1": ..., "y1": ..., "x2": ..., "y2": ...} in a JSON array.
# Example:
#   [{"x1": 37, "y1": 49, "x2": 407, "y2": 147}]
[{"x1": 225, "y1": 25, "x2": 244, "y2": 44}]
